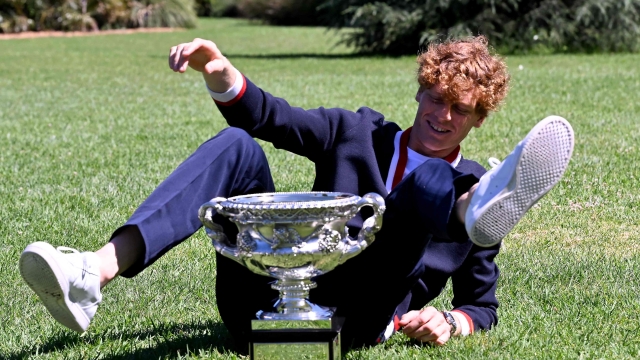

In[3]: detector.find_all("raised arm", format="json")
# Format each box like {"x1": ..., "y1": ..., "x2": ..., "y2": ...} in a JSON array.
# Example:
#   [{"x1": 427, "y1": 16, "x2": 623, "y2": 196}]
[{"x1": 168, "y1": 38, "x2": 387, "y2": 161}]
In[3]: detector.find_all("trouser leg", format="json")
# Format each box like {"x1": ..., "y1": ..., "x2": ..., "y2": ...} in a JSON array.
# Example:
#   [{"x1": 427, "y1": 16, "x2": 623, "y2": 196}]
[
  {"x1": 312, "y1": 159, "x2": 479, "y2": 348},
  {"x1": 110, "y1": 127, "x2": 276, "y2": 345}
]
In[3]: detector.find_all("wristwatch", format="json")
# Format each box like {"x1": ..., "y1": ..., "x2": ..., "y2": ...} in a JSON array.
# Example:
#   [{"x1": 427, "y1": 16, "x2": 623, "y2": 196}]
[{"x1": 442, "y1": 311, "x2": 457, "y2": 336}]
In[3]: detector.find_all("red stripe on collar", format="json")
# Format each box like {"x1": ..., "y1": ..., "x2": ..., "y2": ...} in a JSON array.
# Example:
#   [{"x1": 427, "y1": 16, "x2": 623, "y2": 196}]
[{"x1": 391, "y1": 127, "x2": 460, "y2": 190}]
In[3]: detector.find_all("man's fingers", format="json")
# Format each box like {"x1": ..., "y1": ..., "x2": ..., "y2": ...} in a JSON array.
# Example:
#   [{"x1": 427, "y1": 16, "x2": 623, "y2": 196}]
[
  {"x1": 168, "y1": 44, "x2": 189, "y2": 72},
  {"x1": 418, "y1": 329, "x2": 450, "y2": 346},
  {"x1": 176, "y1": 45, "x2": 192, "y2": 73},
  {"x1": 401, "y1": 307, "x2": 452, "y2": 343},
  {"x1": 422, "y1": 324, "x2": 451, "y2": 345},
  {"x1": 169, "y1": 45, "x2": 183, "y2": 71},
  {"x1": 401, "y1": 307, "x2": 438, "y2": 334},
  {"x1": 169, "y1": 46, "x2": 178, "y2": 71},
  {"x1": 169, "y1": 45, "x2": 187, "y2": 72},
  {"x1": 181, "y1": 38, "x2": 204, "y2": 56},
  {"x1": 404, "y1": 318, "x2": 436, "y2": 338},
  {"x1": 398, "y1": 311, "x2": 420, "y2": 328},
  {"x1": 169, "y1": 38, "x2": 226, "y2": 74},
  {"x1": 411, "y1": 320, "x2": 450, "y2": 344},
  {"x1": 183, "y1": 38, "x2": 223, "y2": 59},
  {"x1": 402, "y1": 317, "x2": 429, "y2": 337}
]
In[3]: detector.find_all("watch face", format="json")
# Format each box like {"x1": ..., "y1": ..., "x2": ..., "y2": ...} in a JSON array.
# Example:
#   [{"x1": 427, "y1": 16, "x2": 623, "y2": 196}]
[{"x1": 443, "y1": 311, "x2": 457, "y2": 333}]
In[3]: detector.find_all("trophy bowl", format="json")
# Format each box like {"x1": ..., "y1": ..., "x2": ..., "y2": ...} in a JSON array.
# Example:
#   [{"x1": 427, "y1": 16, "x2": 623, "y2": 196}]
[{"x1": 198, "y1": 191, "x2": 385, "y2": 320}]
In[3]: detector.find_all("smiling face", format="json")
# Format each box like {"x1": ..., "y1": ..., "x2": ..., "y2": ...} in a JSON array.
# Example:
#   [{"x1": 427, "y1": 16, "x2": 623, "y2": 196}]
[
  {"x1": 411, "y1": 36, "x2": 511, "y2": 158},
  {"x1": 409, "y1": 83, "x2": 485, "y2": 158}
]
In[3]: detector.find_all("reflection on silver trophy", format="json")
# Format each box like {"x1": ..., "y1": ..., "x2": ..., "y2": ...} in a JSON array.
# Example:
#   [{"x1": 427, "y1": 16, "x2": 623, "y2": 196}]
[{"x1": 198, "y1": 191, "x2": 385, "y2": 359}]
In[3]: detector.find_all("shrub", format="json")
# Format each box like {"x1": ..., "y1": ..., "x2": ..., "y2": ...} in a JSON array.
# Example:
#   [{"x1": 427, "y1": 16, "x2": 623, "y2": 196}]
[
  {"x1": 91, "y1": 0, "x2": 130, "y2": 29},
  {"x1": 320, "y1": 0, "x2": 640, "y2": 54},
  {"x1": 129, "y1": 0, "x2": 197, "y2": 28},
  {"x1": 236, "y1": 0, "x2": 326, "y2": 26},
  {"x1": 0, "y1": 0, "x2": 197, "y2": 33},
  {"x1": 195, "y1": 0, "x2": 236, "y2": 17}
]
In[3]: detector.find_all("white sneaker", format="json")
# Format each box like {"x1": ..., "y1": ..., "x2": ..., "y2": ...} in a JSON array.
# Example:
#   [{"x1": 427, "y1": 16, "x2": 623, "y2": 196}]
[
  {"x1": 19, "y1": 241, "x2": 102, "y2": 332},
  {"x1": 465, "y1": 115, "x2": 575, "y2": 247}
]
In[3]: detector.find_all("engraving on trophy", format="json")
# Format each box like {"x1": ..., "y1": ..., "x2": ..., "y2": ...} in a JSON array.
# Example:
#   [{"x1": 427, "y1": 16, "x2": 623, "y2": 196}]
[
  {"x1": 271, "y1": 225, "x2": 302, "y2": 249},
  {"x1": 237, "y1": 231, "x2": 257, "y2": 254},
  {"x1": 318, "y1": 227, "x2": 341, "y2": 253}
]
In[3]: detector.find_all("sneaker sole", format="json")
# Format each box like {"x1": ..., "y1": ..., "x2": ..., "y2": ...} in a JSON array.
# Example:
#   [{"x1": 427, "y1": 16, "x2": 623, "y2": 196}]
[
  {"x1": 19, "y1": 242, "x2": 89, "y2": 332},
  {"x1": 468, "y1": 116, "x2": 575, "y2": 247}
]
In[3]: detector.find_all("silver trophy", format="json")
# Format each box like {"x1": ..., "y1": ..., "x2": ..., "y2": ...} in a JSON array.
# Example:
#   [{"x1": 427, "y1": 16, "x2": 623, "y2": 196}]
[{"x1": 198, "y1": 191, "x2": 385, "y2": 360}]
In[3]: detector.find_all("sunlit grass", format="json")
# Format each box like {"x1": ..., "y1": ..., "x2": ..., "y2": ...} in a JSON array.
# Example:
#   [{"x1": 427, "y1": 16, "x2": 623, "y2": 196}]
[{"x1": 1, "y1": 17, "x2": 639, "y2": 359}]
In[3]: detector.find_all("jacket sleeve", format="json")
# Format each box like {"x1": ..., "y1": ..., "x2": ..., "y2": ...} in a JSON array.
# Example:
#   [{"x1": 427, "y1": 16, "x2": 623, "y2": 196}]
[
  {"x1": 450, "y1": 243, "x2": 501, "y2": 332},
  {"x1": 214, "y1": 74, "x2": 382, "y2": 162}
]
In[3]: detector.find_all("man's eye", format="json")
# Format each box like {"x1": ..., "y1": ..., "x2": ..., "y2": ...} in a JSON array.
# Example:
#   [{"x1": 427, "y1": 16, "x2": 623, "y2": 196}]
[
  {"x1": 430, "y1": 96, "x2": 443, "y2": 104},
  {"x1": 455, "y1": 106, "x2": 469, "y2": 115}
]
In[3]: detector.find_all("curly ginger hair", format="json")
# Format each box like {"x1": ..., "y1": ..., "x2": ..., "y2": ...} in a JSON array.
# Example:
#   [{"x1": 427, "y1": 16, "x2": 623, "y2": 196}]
[{"x1": 417, "y1": 35, "x2": 510, "y2": 118}]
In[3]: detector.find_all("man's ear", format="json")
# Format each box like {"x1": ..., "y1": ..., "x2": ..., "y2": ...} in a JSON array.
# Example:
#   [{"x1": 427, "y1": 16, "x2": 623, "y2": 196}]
[{"x1": 474, "y1": 116, "x2": 486, "y2": 128}]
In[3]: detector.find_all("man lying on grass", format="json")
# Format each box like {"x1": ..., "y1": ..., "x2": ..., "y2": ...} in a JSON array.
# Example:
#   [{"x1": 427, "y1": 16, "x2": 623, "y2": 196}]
[{"x1": 19, "y1": 35, "x2": 574, "y2": 350}]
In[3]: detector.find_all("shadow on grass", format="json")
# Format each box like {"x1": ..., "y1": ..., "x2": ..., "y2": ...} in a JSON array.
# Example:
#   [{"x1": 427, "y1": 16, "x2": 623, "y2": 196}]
[
  {"x1": 3, "y1": 320, "x2": 243, "y2": 359},
  {"x1": 224, "y1": 53, "x2": 372, "y2": 60},
  {"x1": 154, "y1": 52, "x2": 394, "y2": 61}
]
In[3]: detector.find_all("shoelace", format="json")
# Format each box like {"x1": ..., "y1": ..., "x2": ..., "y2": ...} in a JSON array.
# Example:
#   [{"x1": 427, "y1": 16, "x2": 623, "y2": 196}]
[
  {"x1": 487, "y1": 157, "x2": 501, "y2": 169},
  {"x1": 56, "y1": 246, "x2": 94, "y2": 278}
]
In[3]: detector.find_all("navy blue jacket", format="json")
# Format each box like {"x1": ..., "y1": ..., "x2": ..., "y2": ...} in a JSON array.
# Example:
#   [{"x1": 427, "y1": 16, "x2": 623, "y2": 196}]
[{"x1": 216, "y1": 76, "x2": 500, "y2": 333}]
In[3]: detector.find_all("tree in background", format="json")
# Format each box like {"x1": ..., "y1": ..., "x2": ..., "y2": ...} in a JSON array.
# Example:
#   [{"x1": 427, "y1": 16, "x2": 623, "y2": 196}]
[
  {"x1": 4, "y1": 0, "x2": 638, "y2": 54},
  {"x1": 234, "y1": 0, "x2": 326, "y2": 26},
  {"x1": 319, "y1": 0, "x2": 640, "y2": 54},
  {"x1": 196, "y1": 0, "x2": 640, "y2": 54},
  {"x1": 195, "y1": 0, "x2": 237, "y2": 17}
]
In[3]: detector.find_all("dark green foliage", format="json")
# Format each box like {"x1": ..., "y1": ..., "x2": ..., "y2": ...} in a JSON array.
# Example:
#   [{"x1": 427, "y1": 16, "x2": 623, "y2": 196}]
[
  {"x1": 1, "y1": 0, "x2": 95, "y2": 32},
  {"x1": 129, "y1": 0, "x2": 197, "y2": 28},
  {"x1": 195, "y1": 0, "x2": 237, "y2": 17},
  {"x1": 236, "y1": 0, "x2": 326, "y2": 26},
  {"x1": 320, "y1": 0, "x2": 640, "y2": 54},
  {"x1": 0, "y1": 0, "x2": 197, "y2": 32},
  {"x1": 2, "y1": 18, "x2": 640, "y2": 359}
]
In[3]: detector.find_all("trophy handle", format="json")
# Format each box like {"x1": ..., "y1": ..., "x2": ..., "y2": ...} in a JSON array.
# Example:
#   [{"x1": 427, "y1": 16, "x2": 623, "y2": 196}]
[
  {"x1": 340, "y1": 192, "x2": 386, "y2": 264},
  {"x1": 198, "y1": 197, "x2": 241, "y2": 262}
]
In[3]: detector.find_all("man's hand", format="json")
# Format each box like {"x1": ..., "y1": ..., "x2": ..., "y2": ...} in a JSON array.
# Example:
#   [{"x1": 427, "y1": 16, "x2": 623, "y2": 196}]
[
  {"x1": 398, "y1": 306, "x2": 453, "y2": 346},
  {"x1": 168, "y1": 38, "x2": 237, "y2": 93}
]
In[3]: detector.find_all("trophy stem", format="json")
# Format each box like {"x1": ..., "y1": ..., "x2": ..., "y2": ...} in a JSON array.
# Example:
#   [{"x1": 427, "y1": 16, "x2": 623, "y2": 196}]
[
  {"x1": 273, "y1": 278, "x2": 315, "y2": 314},
  {"x1": 256, "y1": 279, "x2": 334, "y2": 320}
]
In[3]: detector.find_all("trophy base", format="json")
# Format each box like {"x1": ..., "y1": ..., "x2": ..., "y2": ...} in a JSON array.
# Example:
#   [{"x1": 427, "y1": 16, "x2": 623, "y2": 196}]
[
  {"x1": 256, "y1": 301, "x2": 334, "y2": 320},
  {"x1": 249, "y1": 317, "x2": 344, "y2": 360}
]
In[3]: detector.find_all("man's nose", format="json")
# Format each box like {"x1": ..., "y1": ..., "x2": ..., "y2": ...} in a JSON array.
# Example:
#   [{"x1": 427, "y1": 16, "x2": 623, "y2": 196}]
[{"x1": 435, "y1": 104, "x2": 452, "y2": 121}]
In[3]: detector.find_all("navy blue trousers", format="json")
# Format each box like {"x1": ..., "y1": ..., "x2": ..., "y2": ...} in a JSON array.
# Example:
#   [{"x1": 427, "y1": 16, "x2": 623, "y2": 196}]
[{"x1": 113, "y1": 127, "x2": 478, "y2": 348}]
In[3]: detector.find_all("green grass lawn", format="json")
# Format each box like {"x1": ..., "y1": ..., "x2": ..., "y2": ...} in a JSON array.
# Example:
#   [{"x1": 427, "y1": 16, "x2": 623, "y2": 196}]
[{"x1": 1, "y1": 18, "x2": 639, "y2": 359}]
